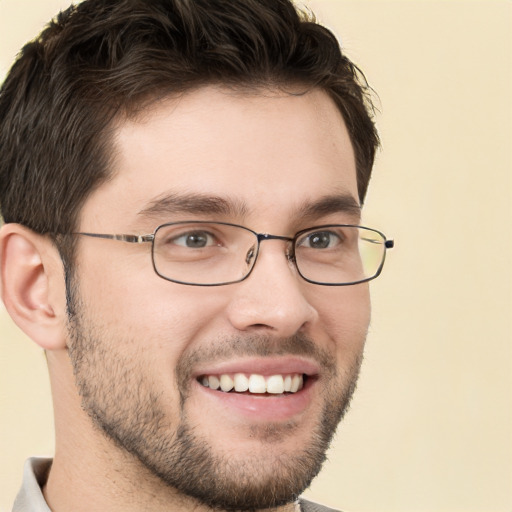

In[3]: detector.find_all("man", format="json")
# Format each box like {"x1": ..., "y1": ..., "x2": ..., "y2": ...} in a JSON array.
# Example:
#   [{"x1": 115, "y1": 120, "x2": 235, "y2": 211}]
[{"x1": 0, "y1": 0, "x2": 393, "y2": 511}]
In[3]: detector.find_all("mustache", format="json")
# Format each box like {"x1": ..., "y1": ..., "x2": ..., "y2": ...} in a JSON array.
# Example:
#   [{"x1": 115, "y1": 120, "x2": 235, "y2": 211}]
[{"x1": 175, "y1": 332, "x2": 337, "y2": 399}]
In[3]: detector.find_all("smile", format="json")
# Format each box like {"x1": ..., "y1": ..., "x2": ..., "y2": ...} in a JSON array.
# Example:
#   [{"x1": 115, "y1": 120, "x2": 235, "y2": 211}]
[
  {"x1": 192, "y1": 359, "x2": 319, "y2": 421},
  {"x1": 198, "y1": 373, "x2": 305, "y2": 394}
]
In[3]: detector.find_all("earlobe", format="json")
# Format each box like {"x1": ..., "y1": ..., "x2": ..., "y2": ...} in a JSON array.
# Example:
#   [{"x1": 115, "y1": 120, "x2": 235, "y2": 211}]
[{"x1": 0, "y1": 223, "x2": 68, "y2": 351}]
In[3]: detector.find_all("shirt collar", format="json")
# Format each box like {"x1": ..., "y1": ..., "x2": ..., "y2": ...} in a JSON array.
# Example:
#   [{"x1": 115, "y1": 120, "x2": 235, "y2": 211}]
[{"x1": 12, "y1": 458, "x2": 52, "y2": 512}]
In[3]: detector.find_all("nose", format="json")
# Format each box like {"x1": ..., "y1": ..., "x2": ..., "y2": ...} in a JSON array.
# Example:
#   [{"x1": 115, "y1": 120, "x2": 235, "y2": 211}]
[{"x1": 226, "y1": 240, "x2": 318, "y2": 336}]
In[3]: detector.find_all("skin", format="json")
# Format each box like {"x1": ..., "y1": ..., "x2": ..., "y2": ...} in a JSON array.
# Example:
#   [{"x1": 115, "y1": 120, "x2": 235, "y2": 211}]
[{"x1": 1, "y1": 86, "x2": 370, "y2": 512}]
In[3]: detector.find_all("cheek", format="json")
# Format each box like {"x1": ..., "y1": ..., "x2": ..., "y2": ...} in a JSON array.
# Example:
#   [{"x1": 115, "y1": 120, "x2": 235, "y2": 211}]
[
  {"x1": 144, "y1": 289, "x2": 231, "y2": 355},
  {"x1": 77, "y1": 255, "x2": 232, "y2": 360},
  {"x1": 314, "y1": 284, "x2": 371, "y2": 353}
]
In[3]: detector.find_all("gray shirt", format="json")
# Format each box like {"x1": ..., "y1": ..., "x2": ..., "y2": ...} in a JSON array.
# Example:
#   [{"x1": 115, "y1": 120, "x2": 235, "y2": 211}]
[{"x1": 12, "y1": 458, "x2": 341, "y2": 512}]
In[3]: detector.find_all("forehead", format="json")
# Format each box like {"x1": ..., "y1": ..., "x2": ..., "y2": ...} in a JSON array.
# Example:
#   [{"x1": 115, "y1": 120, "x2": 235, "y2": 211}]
[{"x1": 80, "y1": 86, "x2": 359, "y2": 231}]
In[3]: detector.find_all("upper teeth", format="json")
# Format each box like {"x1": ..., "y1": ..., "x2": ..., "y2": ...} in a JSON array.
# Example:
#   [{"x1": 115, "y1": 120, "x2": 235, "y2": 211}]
[{"x1": 200, "y1": 373, "x2": 304, "y2": 394}]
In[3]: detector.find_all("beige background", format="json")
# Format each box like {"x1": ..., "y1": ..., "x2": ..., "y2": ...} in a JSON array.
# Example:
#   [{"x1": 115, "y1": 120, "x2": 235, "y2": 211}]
[{"x1": 0, "y1": 1, "x2": 510, "y2": 511}]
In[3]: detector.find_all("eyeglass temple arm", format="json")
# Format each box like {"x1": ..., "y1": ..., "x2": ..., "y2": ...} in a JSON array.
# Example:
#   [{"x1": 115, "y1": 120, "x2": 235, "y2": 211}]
[{"x1": 74, "y1": 232, "x2": 155, "y2": 243}]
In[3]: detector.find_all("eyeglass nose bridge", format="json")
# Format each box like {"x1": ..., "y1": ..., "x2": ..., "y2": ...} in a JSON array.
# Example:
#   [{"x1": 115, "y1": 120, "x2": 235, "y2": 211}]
[
  {"x1": 253, "y1": 233, "x2": 296, "y2": 265},
  {"x1": 257, "y1": 233, "x2": 294, "y2": 243}
]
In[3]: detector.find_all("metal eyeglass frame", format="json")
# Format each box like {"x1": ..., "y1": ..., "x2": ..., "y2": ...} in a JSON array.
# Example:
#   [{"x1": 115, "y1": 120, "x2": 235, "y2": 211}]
[{"x1": 73, "y1": 221, "x2": 394, "y2": 287}]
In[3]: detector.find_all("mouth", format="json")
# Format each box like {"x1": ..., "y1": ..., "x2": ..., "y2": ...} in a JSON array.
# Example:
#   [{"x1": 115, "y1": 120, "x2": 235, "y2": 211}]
[
  {"x1": 197, "y1": 372, "x2": 307, "y2": 395},
  {"x1": 191, "y1": 357, "x2": 320, "y2": 421}
]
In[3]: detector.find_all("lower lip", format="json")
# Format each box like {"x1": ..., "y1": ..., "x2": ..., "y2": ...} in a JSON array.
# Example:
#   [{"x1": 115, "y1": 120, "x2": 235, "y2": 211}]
[{"x1": 194, "y1": 377, "x2": 316, "y2": 422}]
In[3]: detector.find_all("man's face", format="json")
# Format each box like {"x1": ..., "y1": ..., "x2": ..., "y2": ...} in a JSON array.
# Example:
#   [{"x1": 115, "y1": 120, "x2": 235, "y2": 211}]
[{"x1": 67, "y1": 86, "x2": 370, "y2": 510}]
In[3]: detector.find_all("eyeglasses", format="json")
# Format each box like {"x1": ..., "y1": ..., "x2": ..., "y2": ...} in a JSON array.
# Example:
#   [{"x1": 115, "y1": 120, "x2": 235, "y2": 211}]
[{"x1": 74, "y1": 221, "x2": 394, "y2": 286}]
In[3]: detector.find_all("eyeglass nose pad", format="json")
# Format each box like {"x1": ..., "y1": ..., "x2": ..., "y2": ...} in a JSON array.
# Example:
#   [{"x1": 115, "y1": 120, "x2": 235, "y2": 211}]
[
  {"x1": 285, "y1": 244, "x2": 296, "y2": 264},
  {"x1": 245, "y1": 245, "x2": 257, "y2": 265}
]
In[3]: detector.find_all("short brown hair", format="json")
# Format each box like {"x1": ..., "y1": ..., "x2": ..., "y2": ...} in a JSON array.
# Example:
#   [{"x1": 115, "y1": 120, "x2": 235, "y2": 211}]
[{"x1": 0, "y1": 0, "x2": 378, "y2": 241}]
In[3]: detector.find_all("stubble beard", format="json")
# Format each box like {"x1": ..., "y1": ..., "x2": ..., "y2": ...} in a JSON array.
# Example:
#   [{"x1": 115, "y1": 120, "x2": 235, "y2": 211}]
[{"x1": 65, "y1": 277, "x2": 364, "y2": 511}]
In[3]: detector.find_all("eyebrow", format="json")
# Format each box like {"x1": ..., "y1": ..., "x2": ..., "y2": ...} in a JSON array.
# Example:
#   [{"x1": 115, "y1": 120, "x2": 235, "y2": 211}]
[
  {"x1": 295, "y1": 193, "x2": 361, "y2": 222},
  {"x1": 138, "y1": 192, "x2": 248, "y2": 219}
]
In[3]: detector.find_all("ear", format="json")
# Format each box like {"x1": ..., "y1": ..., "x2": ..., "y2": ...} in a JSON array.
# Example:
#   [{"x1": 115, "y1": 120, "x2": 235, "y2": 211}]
[{"x1": 0, "y1": 223, "x2": 68, "y2": 350}]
